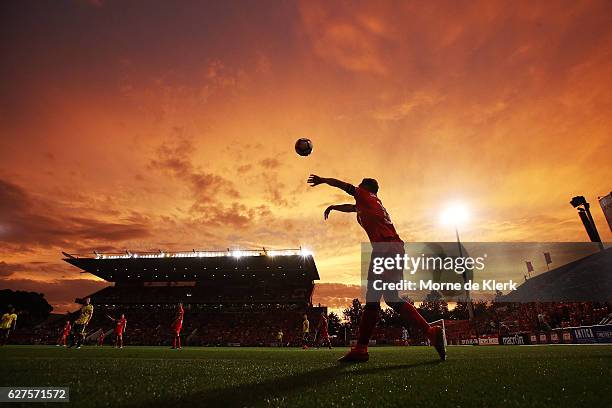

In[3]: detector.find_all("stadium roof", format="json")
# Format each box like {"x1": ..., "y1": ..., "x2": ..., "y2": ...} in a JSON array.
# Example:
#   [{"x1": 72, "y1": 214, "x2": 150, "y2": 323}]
[
  {"x1": 500, "y1": 247, "x2": 612, "y2": 302},
  {"x1": 62, "y1": 248, "x2": 320, "y2": 283},
  {"x1": 63, "y1": 248, "x2": 312, "y2": 260}
]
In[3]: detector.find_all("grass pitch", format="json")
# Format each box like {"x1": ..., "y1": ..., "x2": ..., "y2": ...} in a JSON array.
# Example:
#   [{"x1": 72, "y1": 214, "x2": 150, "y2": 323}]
[{"x1": 1, "y1": 345, "x2": 610, "y2": 407}]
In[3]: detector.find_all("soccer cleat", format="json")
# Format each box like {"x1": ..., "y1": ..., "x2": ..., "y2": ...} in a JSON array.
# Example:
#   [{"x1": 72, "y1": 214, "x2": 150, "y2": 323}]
[
  {"x1": 337, "y1": 347, "x2": 369, "y2": 363},
  {"x1": 428, "y1": 326, "x2": 447, "y2": 361}
]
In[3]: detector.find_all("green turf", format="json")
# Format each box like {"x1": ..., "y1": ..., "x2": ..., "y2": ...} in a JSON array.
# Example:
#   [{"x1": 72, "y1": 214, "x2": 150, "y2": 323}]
[{"x1": 0, "y1": 345, "x2": 610, "y2": 407}]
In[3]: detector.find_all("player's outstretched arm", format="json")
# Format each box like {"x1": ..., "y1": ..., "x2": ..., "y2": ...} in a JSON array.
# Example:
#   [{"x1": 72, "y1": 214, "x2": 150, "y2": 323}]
[
  {"x1": 324, "y1": 204, "x2": 356, "y2": 219},
  {"x1": 308, "y1": 175, "x2": 355, "y2": 195}
]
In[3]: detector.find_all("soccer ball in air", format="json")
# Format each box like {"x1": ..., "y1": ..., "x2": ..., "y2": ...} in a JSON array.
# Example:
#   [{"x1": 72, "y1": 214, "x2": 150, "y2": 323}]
[{"x1": 295, "y1": 138, "x2": 313, "y2": 156}]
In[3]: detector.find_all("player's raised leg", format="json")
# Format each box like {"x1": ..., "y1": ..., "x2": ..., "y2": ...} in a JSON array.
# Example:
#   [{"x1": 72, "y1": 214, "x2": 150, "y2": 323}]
[
  {"x1": 77, "y1": 326, "x2": 86, "y2": 348},
  {"x1": 383, "y1": 246, "x2": 446, "y2": 360},
  {"x1": 389, "y1": 300, "x2": 446, "y2": 361},
  {"x1": 338, "y1": 302, "x2": 379, "y2": 362}
]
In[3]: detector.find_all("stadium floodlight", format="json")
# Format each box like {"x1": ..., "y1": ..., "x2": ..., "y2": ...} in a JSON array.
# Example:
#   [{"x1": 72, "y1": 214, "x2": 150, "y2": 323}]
[
  {"x1": 569, "y1": 195, "x2": 604, "y2": 250},
  {"x1": 232, "y1": 250, "x2": 244, "y2": 258},
  {"x1": 440, "y1": 203, "x2": 469, "y2": 226},
  {"x1": 300, "y1": 248, "x2": 313, "y2": 257},
  {"x1": 570, "y1": 196, "x2": 588, "y2": 208},
  {"x1": 440, "y1": 202, "x2": 474, "y2": 320}
]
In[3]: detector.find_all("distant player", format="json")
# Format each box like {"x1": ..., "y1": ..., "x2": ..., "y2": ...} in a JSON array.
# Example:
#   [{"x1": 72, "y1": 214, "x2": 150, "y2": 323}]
[
  {"x1": 308, "y1": 174, "x2": 446, "y2": 362},
  {"x1": 97, "y1": 330, "x2": 105, "y2": 346},
  {"x1": 302, "y1": 314, "x2": 310, "y2": 349},
  {"x1": 276, "y1": 328, "x2": 284, "y2": 347},
  {"x1": 316, "y1": 312, "x2": 332, "y2": 349},
  {"x1": 68, "y1": 297, "x2": 94, "y2": 349},
  {"x1": 57, "y1": 320, "x2": 71, "y2": 346},
  {"x1": 171, "y1": 303, "x2": 184, "y2": 349},
  {"x1": 401, "y1": 327, "x2": 409, "y2": 345},
  {"x1": 108, "y1": 313, "x2": 127, "y2": 348},
  {"x1": 0, "y1": 306, "x2": 18, "y2": 346}
]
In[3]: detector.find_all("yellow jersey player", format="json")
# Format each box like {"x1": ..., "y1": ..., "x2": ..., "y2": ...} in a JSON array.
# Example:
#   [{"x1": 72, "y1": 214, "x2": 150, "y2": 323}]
[
  {"x1": 0, "y1": 306, "x2": 18, "y2": 346},
  {"x1": 276, "y1": 328, "x2": 284, "y2": 347},
  {"x1": 302, "y1": 314, "x2": 310, "y2": 349},
  {"x1": 68, "y1": 297, "x2": 94, "y2": 349}
]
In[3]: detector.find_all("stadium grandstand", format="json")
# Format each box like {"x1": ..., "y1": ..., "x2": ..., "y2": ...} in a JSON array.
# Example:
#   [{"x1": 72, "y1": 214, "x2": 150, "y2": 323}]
[
  {"x1": 6, "y1": 248, "x2": 609, "y2": 348},
  {"x1": 56, "y1": 248, "x2": 324, "y2": 346}
]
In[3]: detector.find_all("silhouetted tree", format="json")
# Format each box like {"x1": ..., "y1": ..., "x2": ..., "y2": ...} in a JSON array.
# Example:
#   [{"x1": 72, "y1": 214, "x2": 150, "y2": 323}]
[
  {"x1": 448, "y1": 301, "x2": 470, "y2": 320},
  {"x1": 327, "y1": 312, "x2": 341, "y2": 335},
  {"x1": 343, "y1": 298, "x2": 363, "y2": 334},
  {"x1": 473, "y1": 300, "x2": 489, "y2": 317},
  {"x1": 378, "y1": 307, "x2": 401, "y2": 327},
  {"x1": 417, "y1": 290, "x2": 449, "y2": 321}
]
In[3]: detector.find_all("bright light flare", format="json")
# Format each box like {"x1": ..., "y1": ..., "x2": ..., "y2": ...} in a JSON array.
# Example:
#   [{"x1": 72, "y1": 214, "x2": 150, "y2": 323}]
[
  {"x1": 440, "y1": 203, "x2": 470, "y2": 226},
  {"x1": 300, "y1": 248, "x2": 313, "y2": 257}
]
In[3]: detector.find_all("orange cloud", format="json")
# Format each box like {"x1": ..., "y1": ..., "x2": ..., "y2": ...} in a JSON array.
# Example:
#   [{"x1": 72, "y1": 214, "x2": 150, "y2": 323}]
[{"x1": 299, "y1": 1, "x2": 390, "y2": 74}]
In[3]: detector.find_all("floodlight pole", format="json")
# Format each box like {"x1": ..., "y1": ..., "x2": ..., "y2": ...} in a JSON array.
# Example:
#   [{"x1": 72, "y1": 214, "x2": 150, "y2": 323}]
[
  {"x1": 455, "y1": 225, "x2": 474, "y2": 321},
  {"x1": 455, "y1": 226, "x2": 462, "y2": 257},
  {"x1": 571, "y1": 196, "x2": 604, "y2": 251}
]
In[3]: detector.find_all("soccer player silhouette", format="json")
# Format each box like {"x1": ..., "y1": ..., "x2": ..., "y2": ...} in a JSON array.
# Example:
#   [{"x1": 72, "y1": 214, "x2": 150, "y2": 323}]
[
  {"x1": 108, "y1": 313, "x2": 127, "y2": 348},
  {"x1": 308, "y1": 175, "x2": 446, "y2": 362},
  {"x1": 171, "y1": 303, "x2": 184, "y2": 349}
]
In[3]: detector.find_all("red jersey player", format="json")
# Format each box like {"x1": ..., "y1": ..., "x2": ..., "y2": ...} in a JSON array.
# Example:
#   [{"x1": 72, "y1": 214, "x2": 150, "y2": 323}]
[
  {"x1": 171, "y1": 303, "x2": 184, "y2": 349},
  {"x1": 308, "y1": 175, "x2": 446, "y2": 362},
  {"x1": 316, "y1": 312, "x2": 332, "y2": 349},
  {"x1": 57, "y1": 320, "x2": 71, "y2": 346},
  {"x1": 97, "y1": 330, "x2": 105, "y2": 346},
  {"x1": 108, "y1": 314, "x2": 127, "y2": 348}
]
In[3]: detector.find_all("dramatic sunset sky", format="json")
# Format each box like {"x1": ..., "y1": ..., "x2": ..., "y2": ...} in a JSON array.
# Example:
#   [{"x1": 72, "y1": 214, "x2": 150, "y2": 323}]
[{"x1": 1, "y1": 0, "x2": 611, "y2": 312}]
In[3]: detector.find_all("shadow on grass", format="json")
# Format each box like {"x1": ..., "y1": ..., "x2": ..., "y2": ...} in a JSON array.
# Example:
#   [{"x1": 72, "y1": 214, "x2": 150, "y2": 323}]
[{"x1": 129, "y1": 359, "x2": 442, "y2": 408}]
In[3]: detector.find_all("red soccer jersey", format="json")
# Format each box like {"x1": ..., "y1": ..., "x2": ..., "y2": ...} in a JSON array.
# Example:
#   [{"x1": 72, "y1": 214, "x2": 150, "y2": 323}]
[
  {"x1": 174, "y1": 307, "x2": 184, "y2": 328},
  {"x1": 353, "y1": 186, "x2": 402, "y2": 243},
  {"x1": 115, "y1": 317, "x2": 127, "y2": 333},
  {"x1": 62, "y1": 322, "x2": 71, "y2": 336},
  {"x1": 319, "y1": 317, "x2": 328, "y2": 334}
]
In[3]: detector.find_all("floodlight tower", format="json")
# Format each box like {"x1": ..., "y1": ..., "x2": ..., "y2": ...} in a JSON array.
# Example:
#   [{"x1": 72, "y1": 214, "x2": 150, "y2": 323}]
[
  {"x1": 570, "y1": 196, "x2": 604, "y2": 251},
  {"x1": 440, "y1": 203, "x2": 474, "y2": 320}
]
